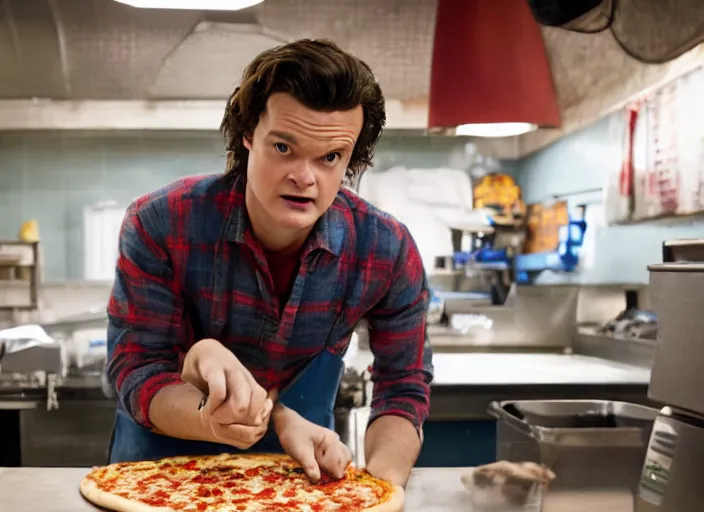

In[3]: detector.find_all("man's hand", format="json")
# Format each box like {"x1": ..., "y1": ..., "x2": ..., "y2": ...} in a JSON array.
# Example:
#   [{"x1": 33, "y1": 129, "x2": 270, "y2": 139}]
[
  {"x1": 273, "y1": 405, "x2": 351, "y2": 483},
  {"x1": 181, "y1": 338, "x2": 275, "y2": 449}
]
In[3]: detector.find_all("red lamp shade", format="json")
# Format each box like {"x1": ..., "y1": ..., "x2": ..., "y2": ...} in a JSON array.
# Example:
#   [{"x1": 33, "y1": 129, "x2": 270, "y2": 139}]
[{"x1": 428, "y1": 0, "x2": 561, "y2": 136}]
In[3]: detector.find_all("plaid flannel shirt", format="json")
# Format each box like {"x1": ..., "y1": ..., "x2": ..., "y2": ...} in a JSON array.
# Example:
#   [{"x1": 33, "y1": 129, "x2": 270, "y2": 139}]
[{"x1": 107, "y1": 174, "x2": 434, "y2": 432}]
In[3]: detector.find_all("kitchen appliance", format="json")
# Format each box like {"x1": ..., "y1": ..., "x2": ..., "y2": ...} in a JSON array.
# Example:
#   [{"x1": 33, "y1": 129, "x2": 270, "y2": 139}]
[
  {"x1": 490, "y1": 399, "x2": 658, "y2": 493},
  {"x1": 0, "y1": 325, "x2": 63, "y2": 411},
  {"x1": 636, "y1": 239, "x2": 704, "y2": 512}
]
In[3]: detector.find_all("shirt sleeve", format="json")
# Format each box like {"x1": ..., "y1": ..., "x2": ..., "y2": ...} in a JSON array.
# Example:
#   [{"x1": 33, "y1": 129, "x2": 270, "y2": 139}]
[
  {"x1": 106, "y1": 202, "x2": 190, "y2": 430},
  {"x1": 366, "y1": 224, "x2": 434, "y2": 433}
]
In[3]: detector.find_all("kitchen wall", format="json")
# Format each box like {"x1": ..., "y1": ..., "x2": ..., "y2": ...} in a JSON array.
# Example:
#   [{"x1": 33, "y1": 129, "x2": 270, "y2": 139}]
[
  {"x1": 515, "y1": 112, "x2": 704, "y2": 285},
  {"x1": 0, "y1": 131, "x2": 479, "y2": 283}
]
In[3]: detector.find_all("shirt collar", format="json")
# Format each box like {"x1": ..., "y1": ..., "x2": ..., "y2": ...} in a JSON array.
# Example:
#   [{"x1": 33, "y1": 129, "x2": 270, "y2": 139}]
[
  {"x1": 305, "y1": 200, "x2": 344, "y2": 257},
  {"x1": 223, "y1": 180, "x2": 343, "y2": 258}
]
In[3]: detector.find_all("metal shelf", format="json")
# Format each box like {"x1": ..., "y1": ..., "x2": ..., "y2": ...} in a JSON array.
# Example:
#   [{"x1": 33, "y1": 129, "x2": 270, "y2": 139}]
[{"x1": 0, "y1": 241, "x2": 40, "y2": 312}]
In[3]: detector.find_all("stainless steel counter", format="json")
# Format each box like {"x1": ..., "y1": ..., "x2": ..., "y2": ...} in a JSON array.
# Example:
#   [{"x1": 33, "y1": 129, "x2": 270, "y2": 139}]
[
  {"x1": 1, "y1": 353, "x2": 652, "y2": 399},
  {"x1": 0, "y1": 466, "x2": 634, "y2": 512},
  {"x1": 430, "y1": 353, "x2": 651, "y2": 386}
]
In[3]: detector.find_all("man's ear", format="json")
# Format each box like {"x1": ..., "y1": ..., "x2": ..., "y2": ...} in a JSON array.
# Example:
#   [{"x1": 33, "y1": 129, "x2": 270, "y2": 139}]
[{"x1": 243, "y1": 133, "x2": 253, "y2": 150}]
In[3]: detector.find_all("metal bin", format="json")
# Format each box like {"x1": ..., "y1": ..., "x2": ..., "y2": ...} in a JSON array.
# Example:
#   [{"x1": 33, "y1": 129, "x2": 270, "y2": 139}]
[{"x1": 489, "y1": 399, "x2": 658, "y2": 493}]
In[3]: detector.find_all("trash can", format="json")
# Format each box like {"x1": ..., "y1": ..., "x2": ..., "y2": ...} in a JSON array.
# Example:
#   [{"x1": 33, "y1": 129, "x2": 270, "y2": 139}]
[{"x1": 489, "y1": 400, "x2": 658, "y2": 493}]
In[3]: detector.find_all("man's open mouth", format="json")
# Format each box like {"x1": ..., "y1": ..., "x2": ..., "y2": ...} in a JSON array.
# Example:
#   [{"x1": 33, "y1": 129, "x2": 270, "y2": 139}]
[{"x1": 282, "y1": 195, "x2": 314, "y2": 204}]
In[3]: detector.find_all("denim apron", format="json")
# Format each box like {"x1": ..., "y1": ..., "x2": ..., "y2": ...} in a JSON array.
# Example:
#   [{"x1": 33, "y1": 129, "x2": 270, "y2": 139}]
[{"x1": 107, "y1": 349, "x2": 344, "y2": 463}]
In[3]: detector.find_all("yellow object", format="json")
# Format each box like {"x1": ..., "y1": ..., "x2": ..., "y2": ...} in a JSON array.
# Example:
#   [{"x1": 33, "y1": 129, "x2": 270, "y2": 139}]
[
  {"x1": 473, "y1": 173, "x2": 524, "y2": 220},
  {"x1": 19, "y1": 219, "x2": 40, "y2": 242}
]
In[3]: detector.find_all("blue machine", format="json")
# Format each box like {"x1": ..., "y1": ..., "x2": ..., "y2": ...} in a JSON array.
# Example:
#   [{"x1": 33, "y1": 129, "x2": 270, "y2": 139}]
[
  {"x1": 449, "y1": 216, "x2": 588, "y2": 286},
  {"x1": 514, "y1": 217, "x2": 587, "y2": 283}
]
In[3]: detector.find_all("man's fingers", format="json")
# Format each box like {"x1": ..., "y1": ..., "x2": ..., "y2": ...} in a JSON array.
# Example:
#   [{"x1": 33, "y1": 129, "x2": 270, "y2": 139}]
[
  {"x1": 228, "y1": 368, "x2": 253, "y2": 419},
  {"x1": 259, "y1": 398, "x2": 274, "y2": 424},
  {"x1": 316, "y1": 434, "x2": 351, "y2": 480},
  {"x1": 203, "y1": 368, "x2": 227, "y2": 413},
  {"x1": 246, "y1": 383, "x2": 268, "y2": 425},
  {"x1": 211, "y1": 369, "x2": 253, "y2": 425},
  {"x1": 215, "y1": 423, "x2": 268, "y2": 449},
  {"x1": 258, "y1": 389, "x2": 278, "y2": 422},
  {"x1": 288, "y1": 442, "x2": 321, "y2": 482}
]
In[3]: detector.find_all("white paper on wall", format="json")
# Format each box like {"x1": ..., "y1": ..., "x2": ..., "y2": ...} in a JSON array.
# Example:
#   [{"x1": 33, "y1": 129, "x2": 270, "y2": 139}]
[
  {"x1": 633, "y1": 66, "x2": 704, "y2": 220},
  {"x1": 84, "y1": 201, "x2": 126, "y2": 281}
]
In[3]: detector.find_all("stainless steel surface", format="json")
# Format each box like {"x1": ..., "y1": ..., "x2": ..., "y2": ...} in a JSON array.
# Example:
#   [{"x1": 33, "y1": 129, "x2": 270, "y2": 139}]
[
  {"x1": 661, "y1": 238, "x2": 704, "y2": 263},
  {"x1": 0, "y1": 342, "x2": 63, "y2": 411},
  {"x1": 431, "y1": 354, "x2": 651, "y2": 386},
  {"x1": 46, "y1": 373, "x2": 59, "y2": 411},
  {"x1": 576, "y1": 285, "x2": 652, "y2": 333},
  {"x1": 647, "y1": 262, "x2": 704, "y2": 416},
  {"x1": 429, "y1": 385, "x2": 652, "y2": 422},
  {"x1": 0, "y1": 466, "x2": 635, "y2": 512},
  {"x1": 341, "y1": 343, "x2": 651, "y2": 389},
  {"x1": 41, "y1": 311, "x2": 108, "y2": 334},
  {"x1": 574, "y1": 330, "x2": 656, "y2": 369},
  {"x1": 0, "y1": 241, "x2": 39, "y2": 311},
  {"x1": 491, "y1": 400, "x2": 658, "y2": 493},
  {"x1": 638, "y1": 239, "x2": 704, "y2": 512},
  {"x1": 635, "y1": 407, "x2": 704, "y2": 512},
  {"x1": 19, "y1": 400, "x2": 115, "y2": 467},
  {"x1": 428, "y1": 285, "x2": 579, "y2": 349},
  {"x1": 428, "y1": 272, "x2": 495, "y2": 300},
  {"x1": 0, "y1": 343, "x2": 63, "y2": 374},
  {"x1": 0, "y1": 400, "x2": 37, "y2": 410}
]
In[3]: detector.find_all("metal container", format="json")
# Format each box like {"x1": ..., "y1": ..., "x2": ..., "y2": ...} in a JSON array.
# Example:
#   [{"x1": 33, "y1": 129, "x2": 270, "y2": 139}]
[
  {"x1": 334, "y1": 406, "x2": 371, "y2": 468},
  {"x1": 636, "y1": 407, "x2": 704, "y2": 512},
  {"x1": 489, "y1": 399, "x2": 658, "y2": 493},
  {"x1": 427, "y1": 284, "x2": 579, "y2": 349},
  {"x1": 647, "y1": 239, "x2": 704, "y2": 417}
]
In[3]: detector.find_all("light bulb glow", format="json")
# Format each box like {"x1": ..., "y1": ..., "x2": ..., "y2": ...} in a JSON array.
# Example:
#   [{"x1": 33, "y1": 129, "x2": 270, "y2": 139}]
[
  {"x1": 455, "y1": 122, "x2": 537, "y2": 138},
  {"x1": 112, "y1": 0, "x2": 264, "y2": 10}
]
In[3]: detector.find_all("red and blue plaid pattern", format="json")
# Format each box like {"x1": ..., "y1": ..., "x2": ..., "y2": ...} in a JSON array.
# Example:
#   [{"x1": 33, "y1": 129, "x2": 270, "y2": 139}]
[{"x1": 107, "y1": 174, "x2": 434, "y2": 432}]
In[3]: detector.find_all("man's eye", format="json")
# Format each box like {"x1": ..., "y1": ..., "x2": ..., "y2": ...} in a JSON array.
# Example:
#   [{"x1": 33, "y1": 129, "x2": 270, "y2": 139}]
[
  {"x1": 324, "y1": 152, "x2": 341, "y2": 164},
  {"x1": 274, "y1": 142, "x2": 289, "y2": 154}
]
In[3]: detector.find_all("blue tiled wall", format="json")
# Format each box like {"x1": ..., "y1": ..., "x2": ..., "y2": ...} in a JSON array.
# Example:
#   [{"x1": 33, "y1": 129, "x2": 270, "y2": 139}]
[
  {"x1": 0, "y1": 131, "x2": 478, "y2": 281},
  {"x1": 515, "y1": 114, "x2": 704, "y2": 285}
]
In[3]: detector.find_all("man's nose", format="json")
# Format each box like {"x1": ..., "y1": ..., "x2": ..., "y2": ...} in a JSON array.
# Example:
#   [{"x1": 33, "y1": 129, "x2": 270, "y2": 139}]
[{"x1": 288, "y1": 160, "x2": 316, "y2": 188}]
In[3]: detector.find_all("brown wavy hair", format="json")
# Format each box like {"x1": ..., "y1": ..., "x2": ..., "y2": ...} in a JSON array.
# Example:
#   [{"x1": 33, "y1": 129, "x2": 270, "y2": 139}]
[{"x1": 220, "y1": 39, "x2": 386, "y2": 182}]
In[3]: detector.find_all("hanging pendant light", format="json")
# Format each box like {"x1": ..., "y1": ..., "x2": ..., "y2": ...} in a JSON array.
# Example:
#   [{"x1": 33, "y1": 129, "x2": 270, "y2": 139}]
[{"x1": 428, "y1": 0, "x2": 561, "y2": 137}]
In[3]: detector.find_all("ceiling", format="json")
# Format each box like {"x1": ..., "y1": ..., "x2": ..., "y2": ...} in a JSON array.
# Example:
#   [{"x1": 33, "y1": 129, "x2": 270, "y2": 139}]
[{"x1": 0, "y1": 0, "x2": 702, "y2": 157}]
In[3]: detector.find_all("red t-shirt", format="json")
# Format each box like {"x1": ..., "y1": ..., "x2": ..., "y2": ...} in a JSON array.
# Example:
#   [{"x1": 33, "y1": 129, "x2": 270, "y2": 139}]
[{"x1": 264, "y1": 249, "x2": 302, "y2": 313}]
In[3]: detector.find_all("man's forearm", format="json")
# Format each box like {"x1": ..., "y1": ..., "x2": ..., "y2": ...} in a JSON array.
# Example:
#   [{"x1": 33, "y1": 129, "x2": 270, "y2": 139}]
[
  {"x1": 364, "y1": 415, "x2": 422, "y2": 487},
  {"x1": 148, "y1": 383, "x2": 214, "y2": 442}
]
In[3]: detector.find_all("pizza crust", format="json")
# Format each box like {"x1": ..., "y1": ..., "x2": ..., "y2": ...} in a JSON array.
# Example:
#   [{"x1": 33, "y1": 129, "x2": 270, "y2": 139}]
[
  {"x1": 82, "y1": 476, "x2": 403, "y2": 512},
  {"x1": 80, "y1": 454, "x2": 402, "y2": 512},
  {"x1": 80, "y1": 477, "x2": 174, "y2": 512},
  {"x1": 364, "y1": 485, "x2": 405, "y2": 512}
]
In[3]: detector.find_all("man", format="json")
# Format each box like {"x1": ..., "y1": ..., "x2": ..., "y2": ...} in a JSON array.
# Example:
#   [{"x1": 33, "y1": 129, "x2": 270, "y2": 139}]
[{"x1": 106, "y1": 38, "x2": 434, "y2": 490}]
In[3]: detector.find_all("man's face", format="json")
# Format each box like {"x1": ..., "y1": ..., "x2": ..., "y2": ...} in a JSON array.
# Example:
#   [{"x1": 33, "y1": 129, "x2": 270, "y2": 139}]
[{"x1": 244, "y1": 93, "x2": 364, "y2": 234}]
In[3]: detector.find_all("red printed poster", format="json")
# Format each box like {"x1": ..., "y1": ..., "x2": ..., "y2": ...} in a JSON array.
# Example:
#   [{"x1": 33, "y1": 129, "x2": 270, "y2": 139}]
[
  {"x1": 633, "y1": 67, "x2": 704, "y2": 220},
  {"x1": 604, "y1": 106, "x2": 636, "y2": 224}
]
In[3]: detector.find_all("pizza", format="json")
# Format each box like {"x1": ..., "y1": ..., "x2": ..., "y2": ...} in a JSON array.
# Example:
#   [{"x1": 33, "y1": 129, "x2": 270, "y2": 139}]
[{"x1": 79, "y1": 453, "x2": 404, "y2": 512}]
